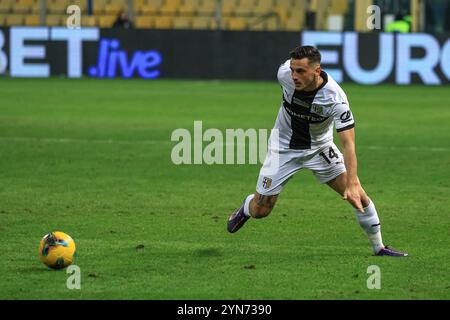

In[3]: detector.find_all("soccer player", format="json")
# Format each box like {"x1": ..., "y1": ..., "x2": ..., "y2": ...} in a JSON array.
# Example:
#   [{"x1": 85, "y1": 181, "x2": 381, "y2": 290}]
[{"x1": 227, "y1": 46, "x2": 407, "y2": 257}]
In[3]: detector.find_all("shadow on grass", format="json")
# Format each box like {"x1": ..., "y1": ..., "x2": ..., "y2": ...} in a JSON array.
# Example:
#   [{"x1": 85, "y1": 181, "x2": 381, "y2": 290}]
[{"x1": 18, "y1": 266, "x2": 64, "y2": 272}]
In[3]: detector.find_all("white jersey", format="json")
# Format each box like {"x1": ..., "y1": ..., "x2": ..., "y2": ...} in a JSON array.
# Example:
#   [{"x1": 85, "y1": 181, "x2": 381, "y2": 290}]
[{"x1": 272, "y1": 59, "x2": 355, "y2": 150}]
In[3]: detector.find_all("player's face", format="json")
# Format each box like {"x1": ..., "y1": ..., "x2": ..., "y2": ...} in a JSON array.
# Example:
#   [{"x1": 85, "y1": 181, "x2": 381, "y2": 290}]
[{"x1": 290, "y1": 58, "x2": 321, "y2": 91}]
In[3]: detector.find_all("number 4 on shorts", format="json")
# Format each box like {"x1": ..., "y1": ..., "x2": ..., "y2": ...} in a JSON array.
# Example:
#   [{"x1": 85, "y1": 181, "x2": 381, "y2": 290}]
[{"x1": 319, "y1": 147, "x2": 339, "y2": 164}]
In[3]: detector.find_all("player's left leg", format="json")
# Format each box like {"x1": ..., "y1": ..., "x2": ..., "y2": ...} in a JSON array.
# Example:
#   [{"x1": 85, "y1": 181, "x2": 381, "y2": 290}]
[
  {"x1": 326, "y1": 173, "x2": 369, "y2": 207},
  {"x1": 327, "y1": 172, "x2": 408, "y2": 257},
  {"x1": 327, "y1": 172, "x2": 382, "y2": 252},
  {"x1": 306, "y1": 142, "x2": 407, "y2": 256}
]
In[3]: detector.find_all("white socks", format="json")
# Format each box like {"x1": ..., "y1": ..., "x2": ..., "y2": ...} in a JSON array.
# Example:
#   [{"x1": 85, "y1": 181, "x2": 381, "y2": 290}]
[
  {"x1": 355, "y1": 199, "x2": 384, "y2": 254},
  {"x1": 243, "y1": 194, "x2": 255, "y2": 217},
  {"x1": 243, "y1": 194, "x2": 384, "y2": 253}
]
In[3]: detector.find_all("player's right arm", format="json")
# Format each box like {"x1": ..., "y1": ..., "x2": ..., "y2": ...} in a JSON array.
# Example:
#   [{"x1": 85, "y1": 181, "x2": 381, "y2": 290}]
[{"x1": 277, "y1": 60, "x2": 294, "y2": 95}]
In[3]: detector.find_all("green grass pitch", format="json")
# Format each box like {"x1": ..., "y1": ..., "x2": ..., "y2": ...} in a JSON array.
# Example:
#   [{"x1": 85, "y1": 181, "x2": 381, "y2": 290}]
[{"x1": 0, "y1": 78, "x2": 449, "y2": 299}]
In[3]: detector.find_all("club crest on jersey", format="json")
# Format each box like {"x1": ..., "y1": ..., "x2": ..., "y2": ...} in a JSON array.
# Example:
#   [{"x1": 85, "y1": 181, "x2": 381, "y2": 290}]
[
  {"x1": 262, "y1": 177, "x2": 272, "y2": 189},
  {"x1": 311, "y1": 104, "x2": 324, "y2": 115}
]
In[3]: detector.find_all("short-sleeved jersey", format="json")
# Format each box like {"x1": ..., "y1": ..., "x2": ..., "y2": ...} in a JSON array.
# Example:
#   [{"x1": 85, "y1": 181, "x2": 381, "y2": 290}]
[{"x1": 272, "y1": 59, "x2": 355, "y2": 150}]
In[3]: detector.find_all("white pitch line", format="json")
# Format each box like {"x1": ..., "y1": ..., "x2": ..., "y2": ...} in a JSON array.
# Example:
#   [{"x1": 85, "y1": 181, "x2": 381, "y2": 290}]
[
  {"x1": 0, "y1": 136, "x2": 164, "y2": 145},
  {"x1": 363, "y1": 145, "x2": 449, "y2": 152},
  {"x1": 0, "y1": 136, "x2": 448, "y2": 152}
]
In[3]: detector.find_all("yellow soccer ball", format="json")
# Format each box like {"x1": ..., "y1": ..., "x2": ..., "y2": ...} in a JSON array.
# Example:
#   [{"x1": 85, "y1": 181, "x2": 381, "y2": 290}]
[{"x1": 38, "y1": 231, "x2": 76, "y2": 270}]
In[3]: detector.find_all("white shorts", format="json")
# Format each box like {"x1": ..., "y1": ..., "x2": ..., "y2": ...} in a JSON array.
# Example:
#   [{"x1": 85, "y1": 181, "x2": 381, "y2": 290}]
[{"x1": 256, "y1": 142, "x2": 346, "y2": 196}]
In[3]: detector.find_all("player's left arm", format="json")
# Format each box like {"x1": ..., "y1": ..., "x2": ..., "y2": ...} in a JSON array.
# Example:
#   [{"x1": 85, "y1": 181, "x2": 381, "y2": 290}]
[
  {"x1": 333, "y1": 103, "x2": 365, "y2": 212},
  {"x1": 337, "y1": 128, "x2": 364, "y2": 212}
]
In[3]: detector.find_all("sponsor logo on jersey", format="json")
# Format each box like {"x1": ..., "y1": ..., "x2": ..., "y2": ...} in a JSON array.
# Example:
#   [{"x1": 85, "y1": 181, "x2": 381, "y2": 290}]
[
  {"x1": 340, "y1": 110, "x2": 353, "y2": 123},
  {"x1": 284, "y1": 103, "x2": 328, "y2": 123}
]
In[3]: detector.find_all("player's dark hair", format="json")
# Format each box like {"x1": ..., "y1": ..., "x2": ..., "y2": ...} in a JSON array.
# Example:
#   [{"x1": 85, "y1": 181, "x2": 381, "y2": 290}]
[{"x1": 289, "y1": 46, "x2": 321, "y2": 65}]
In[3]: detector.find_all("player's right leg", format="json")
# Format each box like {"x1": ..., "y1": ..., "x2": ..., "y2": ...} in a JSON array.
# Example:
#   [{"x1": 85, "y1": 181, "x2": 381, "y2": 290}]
[
  {"x1": 250, "y1": 192, "x2": 279, "y2": 218},
  {"x1": 227, "y1": 147, "x2": 300, "y2": 233},
  {"x1": 227, "y1": 192, "x2": 278, "y2": 233}
]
